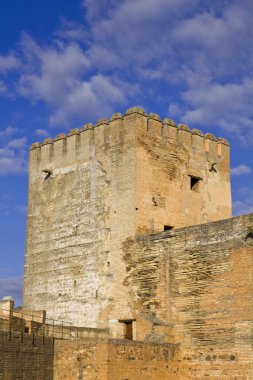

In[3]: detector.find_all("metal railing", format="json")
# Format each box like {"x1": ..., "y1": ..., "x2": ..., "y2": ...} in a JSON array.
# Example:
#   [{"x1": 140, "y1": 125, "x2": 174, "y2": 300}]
[{"x1": 0, "y1": 308, "x2": 79, "y2": 340}]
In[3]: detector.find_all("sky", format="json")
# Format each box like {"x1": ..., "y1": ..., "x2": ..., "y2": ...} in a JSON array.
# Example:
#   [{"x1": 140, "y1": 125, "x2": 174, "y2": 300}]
[{"x1": 0, "y1": 0, "x2": 252, "y2": 306}]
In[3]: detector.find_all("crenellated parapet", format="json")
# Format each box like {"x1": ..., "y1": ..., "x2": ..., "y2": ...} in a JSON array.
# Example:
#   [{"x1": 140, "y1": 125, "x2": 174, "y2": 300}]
[
  {"x1": 29, "y1": 107, "x2": 230, "y2": 171},
  {"x1": 24, "y1": 105, "x2": 232, "y2": 331}
]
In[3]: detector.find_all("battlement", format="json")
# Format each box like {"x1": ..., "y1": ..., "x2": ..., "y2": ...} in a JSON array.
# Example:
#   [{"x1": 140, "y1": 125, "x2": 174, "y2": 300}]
[
  {"x1": 24, "y1": 105, "x2": 232, "y2": 327},
  {"x1": 29, "y1": 107, "x2": 230, "y2": 171}
]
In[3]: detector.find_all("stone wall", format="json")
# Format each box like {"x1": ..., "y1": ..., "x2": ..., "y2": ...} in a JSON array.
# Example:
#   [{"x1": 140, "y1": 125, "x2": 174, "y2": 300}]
[
  {"x1": 123, "y1": 213, "x2": 253, "y2": 378},
  {"x1": 135, "y1": 112, "x2": 231, "y2": 233},
  {"x1": 23, "y1": 111, "x2": 137, "y2": 327},
  {"x1": 0, "y1": 330, "x2": 179, "y2": 380},
  {"x1": 54, "y1": 338, "x2": 179, "y2": 380},
  {"x1": 0, "y1": 330, "x2": 54, "y2": 380},
  {"x1": 23, "y1": 107, "x2": 231, "y2": 330}
]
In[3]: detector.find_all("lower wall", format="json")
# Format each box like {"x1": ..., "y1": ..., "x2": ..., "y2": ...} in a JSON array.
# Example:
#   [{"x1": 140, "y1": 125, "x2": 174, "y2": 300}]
[
  {"x1": 122, "y1": 213, "x2": 253, "y2": 379},
  {"x1": 54, "y1": 338, "x2": 179, "y2": 380},
  {"x1": 0, "y1": 330, "x2": 54, "y2": 380}
]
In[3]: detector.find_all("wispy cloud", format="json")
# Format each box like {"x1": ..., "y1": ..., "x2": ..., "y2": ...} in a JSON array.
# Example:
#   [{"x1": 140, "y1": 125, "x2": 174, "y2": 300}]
[
  {"x1": 233, "y1": 185, "x2": 253, "y2": 216},
  {"x1": 181, "y1": 79, "x2": 253, "y2": 140},
  {"x1": 231, "y1": 165, "x2": 251, "y2": 176},
  {"x1": 233, "y1": 199, "x2": 253, "y2": 216},
  {"x1": 0, "y1": 80, "x2": 7, "y2": 93},
  {"x1": 48, "y1": 74, "x2": 126, "y2": 126},
  {"x1": 56, "y1": 19, "x2": 87, "y2": 41},
  {"x1": 8, "y1": 137, "x2": 27, "y2": 149},
  {"x1": 0, "y1": 126, "x2": 17, "y2": 138},
  {"x1": 0, "y1": 127, "x2": 27, "y2": 175},
  {"x1": 0, "y1": 276, "x2": 23, "y2": 306},
  {"x1": 0, "y1": 52, "x2": 20, "y2": 73},
  {"x1": 0, "y1": 0, "x2": 252, "y2": 138},
  {"x1": 34, "y1": 129, "x2": 49, "y2": 137},
  {"x1": 16, "y1": 34, "x2": 127, "y2": 125}
]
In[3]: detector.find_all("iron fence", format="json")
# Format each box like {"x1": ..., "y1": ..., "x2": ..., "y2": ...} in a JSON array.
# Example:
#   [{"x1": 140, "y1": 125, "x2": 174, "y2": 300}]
[{"x1": 0, "y1": 308, "x2": 79, "y2": 340}]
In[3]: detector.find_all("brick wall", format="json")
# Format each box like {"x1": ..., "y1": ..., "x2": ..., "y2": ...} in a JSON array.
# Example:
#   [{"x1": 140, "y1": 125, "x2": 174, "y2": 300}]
[{"x1": 0, "y1": 330, "x2": 54, "y2": 380}]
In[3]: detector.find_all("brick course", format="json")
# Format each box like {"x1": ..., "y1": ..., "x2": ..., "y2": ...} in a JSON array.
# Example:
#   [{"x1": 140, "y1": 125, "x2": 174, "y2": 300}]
[{"x1": 0, "y1": 331, "x2": 54, "y2": 380}]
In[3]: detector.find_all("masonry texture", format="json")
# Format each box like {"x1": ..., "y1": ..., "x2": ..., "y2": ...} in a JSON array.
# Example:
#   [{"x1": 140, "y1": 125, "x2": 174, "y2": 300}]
[
  {"x1": 122, "y1": 213, "x2": 253, "y2": 378},
  {"x1": 16, "y1": 107, "x2": 253, "y2": 378},
  {"x1": 0, "y1": 330, "x2": 54, "y2": 380},
  {"x1": 23, "y1": 107, "x2": 231, "y2": 330},
  {"x1": 54, "y1": 338, "x2": 179, "y2": 380}
]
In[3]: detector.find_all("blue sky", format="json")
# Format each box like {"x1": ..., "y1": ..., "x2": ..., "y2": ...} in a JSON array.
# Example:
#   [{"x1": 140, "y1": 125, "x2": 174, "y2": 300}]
[{"x1": 0, "y1": 0, "x2": 252, "y2": 306}]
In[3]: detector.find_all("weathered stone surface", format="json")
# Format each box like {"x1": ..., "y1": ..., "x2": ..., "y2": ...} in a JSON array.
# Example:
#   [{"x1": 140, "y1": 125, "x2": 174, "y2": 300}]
[
  {"x1": 0, "y1": 330, "x2": 54, "y2": 380},
  {"x1": 23, "y1": 112, "x2": 138, "y2": 328},
  {"x1": 178, "y1": 123, "x2": 190, "y2": 131},
  {"x1": 122, "y1": 213, "x2": 253, "y2": 378},
  {"x1": 205, "y1": 132, "x2": 217, "y2": 141},
  {"x1": 54, "y1": 338, "x2": 179, "y2": 380},
  {"x1": 163, "y1": 118, "x2": 176, "y2": 126},
  {"x1": 23, "y1": 109, "x2": 231, "y2": 329},
  {"x1": 21, "y1": 108, "x2": 242, "y2": 378},
  {"x1": 191, "y1": 128, "x2": 204, "y2": 136}
]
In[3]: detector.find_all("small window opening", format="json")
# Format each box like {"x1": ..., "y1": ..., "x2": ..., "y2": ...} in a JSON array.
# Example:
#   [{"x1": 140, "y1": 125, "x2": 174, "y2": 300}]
[
  {"x1": 119, "y1": 320, "x2": 134, "y2": 340},
  {"x1": 124, "y1": 321, "x2": 133, "y2": 340},
  {"x1": 74, "y1": 280, "x2": 77, "y2": 287},
  {"x1": 24, "y1": 327, "x2": 29, "y2": 333},
  {"x1": 164, "y1": 225, "x2": 173, "y2": 231},
  {"x1": 190, "y1": 175, "x2": 202, "y2": 191},
  {"x1": 107, "y1": 261, "x2": 110, "y2": 268}
]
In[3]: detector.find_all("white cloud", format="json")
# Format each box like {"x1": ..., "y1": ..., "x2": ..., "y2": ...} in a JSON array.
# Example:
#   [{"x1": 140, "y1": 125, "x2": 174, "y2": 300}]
[
  {"x1": 172, "y1": 1, "x2": 253, "y2": 77},
  {"x1": 233, "y1": 199, "x2": 253, "y2": 216},
  {"x1": 0, "y1": 80, "x2": 7, "y2": 93},
  {"x1": 167, "y1": 1, "x2": 253, "y2": 139},
  {"x1": 0, "y1": 52, "x2": 20, "y2": 73},
  {"x1": 81, "y1": 0, "x2": 253, "y2": 140},
  {"x1": 88, "y1": 0, "x2": 198, "y2": 70},
  {"x1": 181, "y1": 79, "x2": 253, "y2": 137},
  {"x1": 233, "y1": 200, "x2": 253, "y2": 216},
  {"x1": 0, "y1": 0, "x2": 252, "y2": 139},
  {"x1": 0, "y1": 126, "x2": 17, "y2": 138},
  {"x1": 231, "y1": 165, "x2": 251, "y2": 176},
  {"x1": 49, "y1": 74, "x2": 126, "y2": 125},
  {"x1": 35, "y1": 129, "x2": 49, "y2": 137},
  {"x1": 16, "y1": 34, "x2": 127, "y2": 126},
  {"x1": 56, "y1": 19, "x2": 87, "y2": 41},
  {"x1": 0, "y1": 156, "x2": 27, "y2": 175},
  {"x1": 19, "y1": 36, "x2": 91, "y2": 105},
  {"x1": 8, "y1": 137, "x2": 27, "y2": 149},
  {"x1": 168, "y1": 102, "x2": 183, "y2": 118},
  {"x1": 82, "y1": 0, "x2": 121, "y2": 23},
  {"x1": 0, "y1": 127, "x2": 27, "y2": 175},
  {"x1": 0, "y1": 276, "x2": 23, "y2": 306},
  {"x1": 233, "y1": 184, "x2": 253, "y2": 216}
]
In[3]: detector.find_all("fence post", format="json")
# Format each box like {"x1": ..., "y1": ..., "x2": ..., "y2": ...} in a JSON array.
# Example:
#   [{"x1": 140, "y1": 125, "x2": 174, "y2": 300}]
[{"x1": 42, "y1": 316, "x2": 45, "y2": 337}]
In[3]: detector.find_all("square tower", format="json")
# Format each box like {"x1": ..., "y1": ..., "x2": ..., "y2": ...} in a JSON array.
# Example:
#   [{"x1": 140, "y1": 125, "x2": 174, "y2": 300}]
[{"x1": 23, "y1": 107, "x2": 231, "y2": 328}]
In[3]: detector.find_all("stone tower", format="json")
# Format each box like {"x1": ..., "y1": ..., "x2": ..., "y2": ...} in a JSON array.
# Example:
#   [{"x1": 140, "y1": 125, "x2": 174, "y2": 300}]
[{"x1": 23, "y1": 107, "x2": 231, "y2": 330}]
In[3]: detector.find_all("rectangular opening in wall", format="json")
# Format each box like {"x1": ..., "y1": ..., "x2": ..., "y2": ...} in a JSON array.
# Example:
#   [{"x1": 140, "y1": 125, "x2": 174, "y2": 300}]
[
  {"x1": 189, "y1": 175, "x2": 202, "y2": 191},
  {"x1": 119, "y1": 319, "x2": 135, "y2": 340},
  {"x1": 164, "y1": 225, "x2": 173, "y2": 231},
  {"x1": 125, "y1": 321, "x2": 133, "y2": 340}
]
